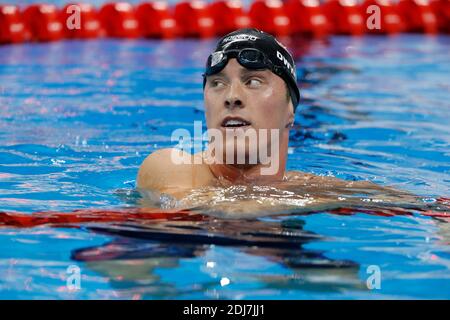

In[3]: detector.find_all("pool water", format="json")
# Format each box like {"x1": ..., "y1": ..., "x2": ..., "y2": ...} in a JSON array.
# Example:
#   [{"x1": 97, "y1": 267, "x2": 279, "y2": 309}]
[{"x1": 0, "y1": 34, "x2": 449, "y2": 299}]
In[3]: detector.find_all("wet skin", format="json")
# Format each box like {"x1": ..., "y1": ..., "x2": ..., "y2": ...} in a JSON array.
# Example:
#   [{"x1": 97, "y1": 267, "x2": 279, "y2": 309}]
[{"x1": 137, "y1": 59, "x2": 433, "y2": 217}]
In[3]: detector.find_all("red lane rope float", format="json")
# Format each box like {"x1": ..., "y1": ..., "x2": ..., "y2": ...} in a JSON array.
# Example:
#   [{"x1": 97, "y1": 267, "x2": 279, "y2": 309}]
[
  {"x1": 398, "y1": 0, "x2": 439, "y2": 33},
  {"x1": 174, "y1": 0, "x2": 216, "y2": 38},
  {"x1": 99, "y1": 2, "x2": 140, "y2": 38},
  {"x1": 329, "y1": 207, "x2": 450, "y2": 218},
  {"x1": 209, "y1": 0, "x2": 251, "y2": 36},
  {"x1": 136, "y1": 1, "x2": 178, "y2": 38},
  {"x1": 0, "y1": 208, "x2": 204, "y2": 228},
  {"x1": 0, "y1": 198, "x2": 448, "y2": 229},
  {"x1": 362, "y1": 0, "x2": 404, "y2": 34},
  {"x1": 23, "y1": 4, "x2": 64, "y2": 42},
  {"x1": 430, "y1": 0, "x2": 450, "y2": 33},
  {"x1": 60, "y1": 3, "x2": 102, "y2": 39},
  {"x1": 323, "y1": 0, "x2": 366, "y2": 35},
  {"x1": 0, "y1": 4, "x2": 27, "y2": 43},
  {"x1": 285, "y1": 0, "x2": 330, "y2": 37},
  {"x1": 249, "y1": 0, "x2": 291, "y2": 37},
  {"x1": 1, "y1": 1, "x2": 450, "y2": 45}
]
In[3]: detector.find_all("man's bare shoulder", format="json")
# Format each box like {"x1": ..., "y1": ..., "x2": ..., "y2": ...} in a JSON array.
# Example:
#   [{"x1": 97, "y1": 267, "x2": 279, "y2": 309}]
[{"x1": 136, "y1": 148, "x2": 214, "y2": 192}]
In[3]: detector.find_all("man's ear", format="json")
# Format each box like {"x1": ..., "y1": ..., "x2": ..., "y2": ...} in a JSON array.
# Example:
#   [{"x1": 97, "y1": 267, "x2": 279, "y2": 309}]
[{"x1": 285, "y1": 101, "x2": 295, "y2": 128}]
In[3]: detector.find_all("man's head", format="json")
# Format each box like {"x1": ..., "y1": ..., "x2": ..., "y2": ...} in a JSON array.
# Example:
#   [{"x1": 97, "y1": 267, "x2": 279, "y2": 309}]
[
  {"x1": 202, "y1": 28, "x2": 300, "y2": 170},
  {"x1": 203, "y1": 28, "x2": 299, "y2": 111}
]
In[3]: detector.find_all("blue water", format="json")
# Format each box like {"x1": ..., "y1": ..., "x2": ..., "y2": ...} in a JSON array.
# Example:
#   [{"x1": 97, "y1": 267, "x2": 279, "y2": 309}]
[{"x1": 0, "y1": 35, "x2": 449, "y2": 299}]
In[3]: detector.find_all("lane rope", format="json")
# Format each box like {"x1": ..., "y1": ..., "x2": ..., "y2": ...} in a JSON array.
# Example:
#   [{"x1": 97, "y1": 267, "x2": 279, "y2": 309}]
[{"x1": 1, "y1": 0, "x2": 449, "y2": 44}]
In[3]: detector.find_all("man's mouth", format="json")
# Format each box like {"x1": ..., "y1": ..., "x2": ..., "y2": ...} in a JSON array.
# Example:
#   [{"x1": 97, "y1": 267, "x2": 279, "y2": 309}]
[{"x1": 221, "y1": 116, "x2": 251, "y2": 128}]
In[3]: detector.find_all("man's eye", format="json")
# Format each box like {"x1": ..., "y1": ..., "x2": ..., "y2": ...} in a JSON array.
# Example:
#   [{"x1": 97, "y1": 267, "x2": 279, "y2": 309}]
[
  {"x1": 210, "y1": 80, "x2": 224, "y2": 87},
  {"x1": 246, "y1": 78, "x2": 262, "y2": 87}
]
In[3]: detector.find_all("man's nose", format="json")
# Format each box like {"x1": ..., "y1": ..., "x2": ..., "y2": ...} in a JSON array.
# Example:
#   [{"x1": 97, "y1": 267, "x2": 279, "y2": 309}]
[{"x1": 224, "y1": 82, "x2": 244, "y2": 109}]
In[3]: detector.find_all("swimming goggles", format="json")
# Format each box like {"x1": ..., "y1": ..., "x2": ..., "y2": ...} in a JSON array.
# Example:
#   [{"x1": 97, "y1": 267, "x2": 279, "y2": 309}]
[{"x1": 203, "y1": 48, "x2": 284, "y2": 78}]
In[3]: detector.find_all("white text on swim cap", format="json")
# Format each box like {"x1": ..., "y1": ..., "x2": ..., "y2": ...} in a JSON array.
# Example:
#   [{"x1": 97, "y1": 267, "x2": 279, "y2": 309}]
[
  {"x1": 276, "y1": 51, "x2": 295, "y2": 78},
  {"x1": 222, "y1": 34, "x2": 258, "y2": 43}
]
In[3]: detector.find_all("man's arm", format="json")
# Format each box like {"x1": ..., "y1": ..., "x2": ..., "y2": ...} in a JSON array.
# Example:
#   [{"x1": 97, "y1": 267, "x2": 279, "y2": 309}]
[{"x1": 286, "y1": 171, "x2": 436, "y2": 209}]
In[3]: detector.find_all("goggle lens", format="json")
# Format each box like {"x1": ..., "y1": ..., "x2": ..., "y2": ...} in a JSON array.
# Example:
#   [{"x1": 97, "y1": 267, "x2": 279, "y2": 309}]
[{"x1": 205, "y1": 49, "x2": 269, "y2": 76}]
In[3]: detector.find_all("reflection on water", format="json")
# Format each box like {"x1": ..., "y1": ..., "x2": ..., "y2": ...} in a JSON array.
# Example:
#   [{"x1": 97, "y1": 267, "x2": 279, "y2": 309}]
[{"x1": 72, "y1": 217, "x2": 362, "y2": 299}]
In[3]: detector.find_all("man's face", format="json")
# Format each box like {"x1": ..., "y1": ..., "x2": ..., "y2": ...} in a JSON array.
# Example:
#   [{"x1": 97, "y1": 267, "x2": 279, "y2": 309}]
[{"x1": 204, "y1": 58, "x2": 294, "y2": 165}]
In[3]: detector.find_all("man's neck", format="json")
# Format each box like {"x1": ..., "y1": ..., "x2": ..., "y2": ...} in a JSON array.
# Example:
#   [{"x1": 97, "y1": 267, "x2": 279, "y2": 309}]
[
  {"x1": 208, "y1": 162, "x2": 287, "y2": 184},
  {"x1": 207, "y1": 142, "x2": 289, "y2": 185},
  {"x1": 205, "y1": 130, "x2": 291, "y2": 185}
]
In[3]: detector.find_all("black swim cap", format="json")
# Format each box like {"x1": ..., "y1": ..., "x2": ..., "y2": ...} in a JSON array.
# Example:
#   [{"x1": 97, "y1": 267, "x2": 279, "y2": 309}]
[{"x1": 203, "y1": 28, "x2": 300, "y2": 112}]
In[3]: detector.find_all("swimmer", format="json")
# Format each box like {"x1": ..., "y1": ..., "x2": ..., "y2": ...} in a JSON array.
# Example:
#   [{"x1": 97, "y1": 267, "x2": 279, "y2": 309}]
[{"x1": 136, "y1": 28, "x2": 442, "y2": 216}]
